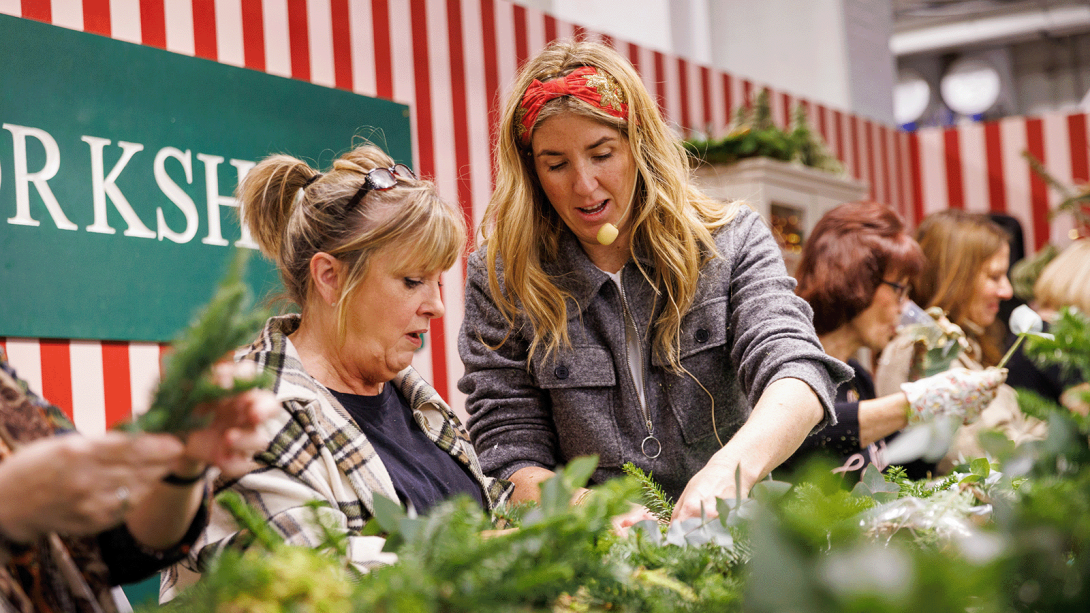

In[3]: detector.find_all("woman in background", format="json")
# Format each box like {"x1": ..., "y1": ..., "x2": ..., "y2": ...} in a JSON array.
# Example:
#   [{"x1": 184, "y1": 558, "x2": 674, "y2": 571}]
[
  {"x1": 876, "y1": 209, "x2": 1044, "y2": 470},
  {"x1": 785, "y1": 202, "x2": 1004, "y2": 476}
]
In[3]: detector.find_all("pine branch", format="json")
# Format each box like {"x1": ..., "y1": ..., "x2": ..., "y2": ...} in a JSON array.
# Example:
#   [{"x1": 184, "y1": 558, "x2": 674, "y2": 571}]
[
  {"x1": 622, "y1": 462, "x2": 675, "y2": 523},
  {"x1": 120, "y1": 249, "x2": 271, "y2": 435}
]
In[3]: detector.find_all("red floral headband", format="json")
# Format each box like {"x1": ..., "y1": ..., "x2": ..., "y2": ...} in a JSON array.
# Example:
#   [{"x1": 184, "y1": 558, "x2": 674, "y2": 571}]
[{"x1": 515, "y1": 66, "x2": 629, "y2": 146}]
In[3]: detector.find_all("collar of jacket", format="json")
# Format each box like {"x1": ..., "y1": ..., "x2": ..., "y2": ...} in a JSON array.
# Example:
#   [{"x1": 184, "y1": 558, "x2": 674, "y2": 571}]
[{"x1": 542, "y1": 228, "x2": 656, "y2": 320}]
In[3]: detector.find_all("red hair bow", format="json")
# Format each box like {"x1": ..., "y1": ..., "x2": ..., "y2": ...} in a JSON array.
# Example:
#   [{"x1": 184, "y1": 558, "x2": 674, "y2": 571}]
[{"x1": 515, "y1": 66, "x2": 628, "y2": 146}]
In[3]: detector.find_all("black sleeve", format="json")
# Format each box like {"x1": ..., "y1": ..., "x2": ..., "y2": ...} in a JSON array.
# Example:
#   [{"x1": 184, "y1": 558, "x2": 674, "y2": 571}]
[{"x1": 97, "y1": 494, "x2": 210, "y2": 585}]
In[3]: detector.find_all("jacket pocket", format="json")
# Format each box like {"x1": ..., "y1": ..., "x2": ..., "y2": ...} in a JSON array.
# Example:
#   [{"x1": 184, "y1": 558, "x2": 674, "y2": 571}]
[
  {"x1": 532, "y1": 345, "x2": 621, "y2": 467},
  {"x1": 656, "y1": 297, "x2": 745, "y2": 446}
]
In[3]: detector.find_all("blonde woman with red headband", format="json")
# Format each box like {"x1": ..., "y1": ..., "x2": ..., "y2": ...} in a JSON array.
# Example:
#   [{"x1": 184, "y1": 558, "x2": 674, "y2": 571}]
[{"x1": 458, "y1": 40, "x2": 851, "y2": 524}]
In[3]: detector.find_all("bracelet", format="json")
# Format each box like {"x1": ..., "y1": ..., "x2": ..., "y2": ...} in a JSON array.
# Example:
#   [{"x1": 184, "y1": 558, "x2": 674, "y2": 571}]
[{"x1": 162, "y1": 467, "x2": 209, "y2": 486}]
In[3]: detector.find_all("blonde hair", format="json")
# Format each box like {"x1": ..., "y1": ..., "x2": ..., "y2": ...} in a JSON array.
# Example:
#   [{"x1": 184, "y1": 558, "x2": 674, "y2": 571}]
[
  {"x1": 240, "y1": 143, "x2": 466, "y2": 339},
  {"x1": 912, "y1": 209, "x2": 1010, "y2": 364},
  {"x1": 481, "y1": 39, "x2": 740, "y2": 371},
  {"x1": 1034, "y1": 239, "x2": 1090, "y2": 313}
]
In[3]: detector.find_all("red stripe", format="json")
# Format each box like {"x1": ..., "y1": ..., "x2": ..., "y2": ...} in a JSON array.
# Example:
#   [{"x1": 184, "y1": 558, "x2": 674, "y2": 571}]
[
  {"x1": 984, "y1": 121, "x2": 1007, "y2": 213},
  {"x1": 781, "y1": 92, "x2": 791, "y2": 128},
  {"x1": 833, "y1": 110, "x2": 844, "y2": 164},
  {"x1": 601, "y1": 34, "x2": 614, "y2": 48},
  {"x1": 330, "y1": 0, "x2": 353, "y2": 90},
  {"x1": 480, "y1": 0, "x2": 499, "y2": 186},
  {"x1": 816, "y1": 104, "x2": 828, "y2": 144},
  {"x1": 865, "y1": 120, "x2": 877, "y2": 200},
  {"x1": 0, "y1": 338, "x2": 6, "y2": 357},
  {"x1": 721, "y1": 73, "x2": 733, "y2": 122},
  {"x1": 1026, "y1": 118, "x2": 1050, "y2": 250},
  {"x1": 240, "y1": 0, "x2": 266, "y2": 71},
  {"x1": 849, "y1": 115, "x2": 861, "y2": 181},
  {"x1": 512, "y1": 3, "x2": 528, "y2": 68},
  {"x1": 192, "y1": 0, "x2": 217, "y2": 60},
  {"x1": 700, "y1": 66, "x2": 712, "y2": 128},
  {"x1": 286, "y1": 0, "x2": 310, "y2": 81},
  {"x1": 408, "y1": 1, "x2": 449, "y2": 400},
  {"x1": 1069, "y1": 113, "x2": 1089, "y2": 182},
  {"x1": 573, "y1": 24, "x2": 586, "y2": 40},
  {"x1": 879, "y1": 125, "x2": 892, "y2": 205},
  {"x1": 544, "y1": 13, "x2": 556, "y2": 42},
  {"x1": 653, "y1": 51, "x2": 666, "y2": 113},
  {"x1": 742, "y1": 79, "x2": 752, "y2": 108},
  {"x1": 101, "y1": 341, "x2": 132, "y2": 429},
  {"x1": 40, "y1": 340, "x2": 73, "y2": 420},
  {"x1": 82, "y1": 0, "x2": 111, "y2": 36},
  {"x1": 22, "y1": 0, "x2": 50, "y2": 21},
  {"x1": 447, "y1": 0, "x2": 474, "y2": 250},
  {"x1": 627, "y1": 42, "x2": 639, "y2": 73},
  {"x1": 139, "y1": 0, "x2": 166, "y2": 48},
  {"x1": 372, "y1": 0, "x2": 393, "y2": 99},
  {"x1": 909, "y1": 132, "x2": 924, "y2": 226},
  {"x1": 943, "y1": 127, "x2": 964, "y2": 209},
  {"x1": 677, "y1": 58, "x2": 691, "y2": 134},
  {"x1": 159, "y1": 344, "x2": 170, "y2": 376}
]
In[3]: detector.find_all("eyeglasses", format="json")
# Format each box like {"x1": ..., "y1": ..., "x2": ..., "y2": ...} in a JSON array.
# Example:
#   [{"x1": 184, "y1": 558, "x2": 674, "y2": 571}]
[
  {"x1": 881, "y1": 279, "x2": 911, "y2": 302},
  {"x1": 344, "y1": 164, "x2": 417, "y2": 211}
]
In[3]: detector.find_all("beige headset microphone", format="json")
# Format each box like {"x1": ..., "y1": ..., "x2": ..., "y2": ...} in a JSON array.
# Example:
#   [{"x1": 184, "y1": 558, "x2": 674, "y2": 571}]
[{"x1": 595, "y1": 172, "x2": 639, "y2": 246}]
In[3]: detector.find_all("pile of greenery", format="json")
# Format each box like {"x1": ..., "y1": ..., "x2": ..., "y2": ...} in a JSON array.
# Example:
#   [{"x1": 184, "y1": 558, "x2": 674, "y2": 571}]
[
  {"x1": 683, "y1": 89, "x2": 843, "y2": 174},
  {"x1": 150, "y1": 308, "x2": 1090, "y2": 612}
]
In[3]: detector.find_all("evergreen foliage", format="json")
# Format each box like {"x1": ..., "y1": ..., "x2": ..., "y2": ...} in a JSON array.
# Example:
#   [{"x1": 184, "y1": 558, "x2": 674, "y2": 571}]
[{"x1": 120, "y1": 250, "x2": 271, "y2": 435}]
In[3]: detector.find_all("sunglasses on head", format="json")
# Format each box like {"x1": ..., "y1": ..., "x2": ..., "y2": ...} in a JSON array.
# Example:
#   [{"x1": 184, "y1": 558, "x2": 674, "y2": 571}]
[{"x1": 344, "y1": 164, "x2": 417, "y2": 211}]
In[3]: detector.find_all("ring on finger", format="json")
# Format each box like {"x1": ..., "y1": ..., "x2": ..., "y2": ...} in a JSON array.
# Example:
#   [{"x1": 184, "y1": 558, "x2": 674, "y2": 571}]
[{"x1": 116, "y1": 485, "x2": 131, "y2": 515}]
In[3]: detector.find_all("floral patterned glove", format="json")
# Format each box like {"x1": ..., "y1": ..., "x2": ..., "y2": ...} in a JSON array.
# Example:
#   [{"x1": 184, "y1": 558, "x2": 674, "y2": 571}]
[{"x1": 902, "y1": 367, "x2": 1007, "y2": 426}]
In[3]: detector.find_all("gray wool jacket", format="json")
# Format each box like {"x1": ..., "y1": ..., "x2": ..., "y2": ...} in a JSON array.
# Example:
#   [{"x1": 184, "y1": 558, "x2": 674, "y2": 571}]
[{"x1": 458, "y1": 206, "x2": 852, "y2": 499}]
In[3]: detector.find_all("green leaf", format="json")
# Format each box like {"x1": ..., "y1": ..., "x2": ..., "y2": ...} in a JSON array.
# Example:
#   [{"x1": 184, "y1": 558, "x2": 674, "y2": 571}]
[
  {"x1": 970, "y1": 457, "x2": 991, "y2": 478},
  {"x1": 372, "y1": 493, "x2": 407, "y2": 533}
]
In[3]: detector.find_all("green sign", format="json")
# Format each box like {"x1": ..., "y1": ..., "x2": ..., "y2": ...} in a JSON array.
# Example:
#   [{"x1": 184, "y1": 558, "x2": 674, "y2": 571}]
[{"x1": 0, "y1": 15, "x2": 411, "y2": 342}]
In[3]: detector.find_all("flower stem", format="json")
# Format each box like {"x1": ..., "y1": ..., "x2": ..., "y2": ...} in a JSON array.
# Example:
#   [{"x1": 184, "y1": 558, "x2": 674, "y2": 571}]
[{"x1": 997, "y1": 333, "x2": 1026, "y2": 370}]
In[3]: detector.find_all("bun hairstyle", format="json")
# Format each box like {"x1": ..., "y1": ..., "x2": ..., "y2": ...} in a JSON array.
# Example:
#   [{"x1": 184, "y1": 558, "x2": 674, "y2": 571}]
[{"x1": 239, "y1": 143, "x2": 466, "y2": 338}]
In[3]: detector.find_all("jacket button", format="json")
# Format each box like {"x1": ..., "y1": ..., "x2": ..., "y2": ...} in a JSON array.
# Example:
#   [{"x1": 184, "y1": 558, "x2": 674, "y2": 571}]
[
  {"x1": 554, "y1": 365, "x2": 569, "y2": 379},
  {"x1": 695, "y1": 328, "x2": 710, "y2": 343}
]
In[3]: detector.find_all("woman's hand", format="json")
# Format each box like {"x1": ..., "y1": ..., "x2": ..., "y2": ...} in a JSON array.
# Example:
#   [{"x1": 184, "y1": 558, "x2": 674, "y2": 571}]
[
  {"x1": 175, "y1": 362, "x2": 279, "y2": 479},
  {"x1": 0, "y1": 432, "x2": 185, "y2": 543},
  {"x1": 902, "y1": 367, "x2": 1006, "y2": 426}
]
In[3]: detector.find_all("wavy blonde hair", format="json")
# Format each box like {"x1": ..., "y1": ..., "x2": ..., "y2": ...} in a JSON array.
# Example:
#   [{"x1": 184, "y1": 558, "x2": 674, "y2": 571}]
[
  {"x1": 481, "y1": 40, "x2": 740, "y2": 371},
  {"x1": 239, "y1": 143, "x2": 465, "y2": 341},
  {"x1": 1034, "y1": 238, "x2": 1090, "y2": 313}
]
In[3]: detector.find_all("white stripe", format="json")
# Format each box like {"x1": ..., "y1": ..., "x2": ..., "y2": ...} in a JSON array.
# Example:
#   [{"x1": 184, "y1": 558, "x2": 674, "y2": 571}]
[
  {"x1": 917, "y1": 128, "x2": 948, "y2": 216},
  {"x1": 0, "y1": 0, "x2": 20, "y2": 16},
  {"x1": 460, "y1": 0, "x2": 491, "y2": 239},
  {"x1": 307, "y1": 0, "x2": 335, "y2": 87},
  {"x1": 426, "y1": 0, "x2": 456, "y2": 205},
  {"x1": 554, "y1": 15, "x2": 574, "y2": 40},
  {"x1": 129, "y1": 343, "x2": 161, "y2": 417},
  {"x1": 661, "y1": 52, "x2": 681, "y2": 134},
  {"x1": 388, "y1": 0, "x2": 417, "y2": 169},
  {"x1": 215, "y1": 0, "x2": 245, "y2": 67},
  {"x1": 5, "y1": 339, "x2": 43, "y2": 397},
  {"x1": 110, "y1": 0, "x2": 142, "y2": 44},
  {"x1": 768, "y1": 86, "x2": 784, "y2": 130},
  {"x1": 348, "y1": 0, "x2": 377, "y2": 96},
  {"x1": 637, "y1": 44, "x2": 655, "y2": 112},
  {"x1": 493, "y1": 0, "x2": 516, "y2": 104},
  {"x1": 684, "y1": 59, "x2": 702, "y2": 136},
  {"x1": 960, "y1": 122, "x2": 989, "y2": 213},
  {"x1": 263, "y1": 0, "x2": 292, "y2": 77},
  {"x1": 1000, "y1": 117, "x2": 1034, "y2": 251},
  {"x1": 51, "y1": 0, "x2": 82, "y2": 30},
  {"x1": 443, "y1": 261, "x2": 468, "y2": 419},
  {"x1": 709, "y1": 67, "x2": 726, "y2": 138},
  {"x1": 164, "y1": 0, "x2": 195, "y2": 56},
  {"x1": 524, "y1": 4, "x2": 545, "y2": 53},
  {"x1": 1043, "y1": 111, "x2": 1075, "y2": 249},
  {"x1": 69, "y1": 340, "x2": 106, "y2": 436}
]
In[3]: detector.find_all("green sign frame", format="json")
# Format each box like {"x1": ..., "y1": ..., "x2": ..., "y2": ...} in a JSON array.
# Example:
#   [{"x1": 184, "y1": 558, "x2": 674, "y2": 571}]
[{"x1": 0, "y1": 15, "x2": 412, "y2": 342}]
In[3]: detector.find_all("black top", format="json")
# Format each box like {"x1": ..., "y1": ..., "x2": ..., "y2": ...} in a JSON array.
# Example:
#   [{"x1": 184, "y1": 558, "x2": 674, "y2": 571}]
[
  {"x1": 330, "y1": 385, "x2": 485, "y2": 515},
  {"x1": 783, "y1": 359, "x2": 934, "y2": 479},
  {"x1": 1005, "y1": 323, "x2": 1072, "y2": 406}
]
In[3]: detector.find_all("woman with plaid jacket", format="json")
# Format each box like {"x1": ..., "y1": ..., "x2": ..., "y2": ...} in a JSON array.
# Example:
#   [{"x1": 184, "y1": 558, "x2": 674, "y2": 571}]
[{"x1": 162, "y1": 144, "x2": 511, "y2": 601}]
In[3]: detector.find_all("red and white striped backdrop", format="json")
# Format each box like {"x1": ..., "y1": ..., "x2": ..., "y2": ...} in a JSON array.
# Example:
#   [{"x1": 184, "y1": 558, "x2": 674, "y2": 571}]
[
  {"x1": 5, "y1": 0, "x2": 1073, "y2": 430},
  {"x1": 910, "y1": 113, "x2": 1090, "y2": 253}
]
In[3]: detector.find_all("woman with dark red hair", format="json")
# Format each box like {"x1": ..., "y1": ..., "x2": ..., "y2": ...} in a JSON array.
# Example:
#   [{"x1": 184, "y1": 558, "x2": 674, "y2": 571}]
[{"x1": 785, "y1": 201, "x2": 1006, "y2": 475}]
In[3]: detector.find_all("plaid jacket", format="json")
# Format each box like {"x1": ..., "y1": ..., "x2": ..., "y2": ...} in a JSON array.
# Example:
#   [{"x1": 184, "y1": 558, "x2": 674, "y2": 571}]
[{"x1": 162, "y1": 315, "x2": 512, "y2": 600}]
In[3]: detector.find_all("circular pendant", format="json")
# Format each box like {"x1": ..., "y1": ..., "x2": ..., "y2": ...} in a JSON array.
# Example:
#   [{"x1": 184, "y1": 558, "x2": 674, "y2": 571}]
[{"x1": 641, "y1": 435, "x2": 662, "y2": 459}]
